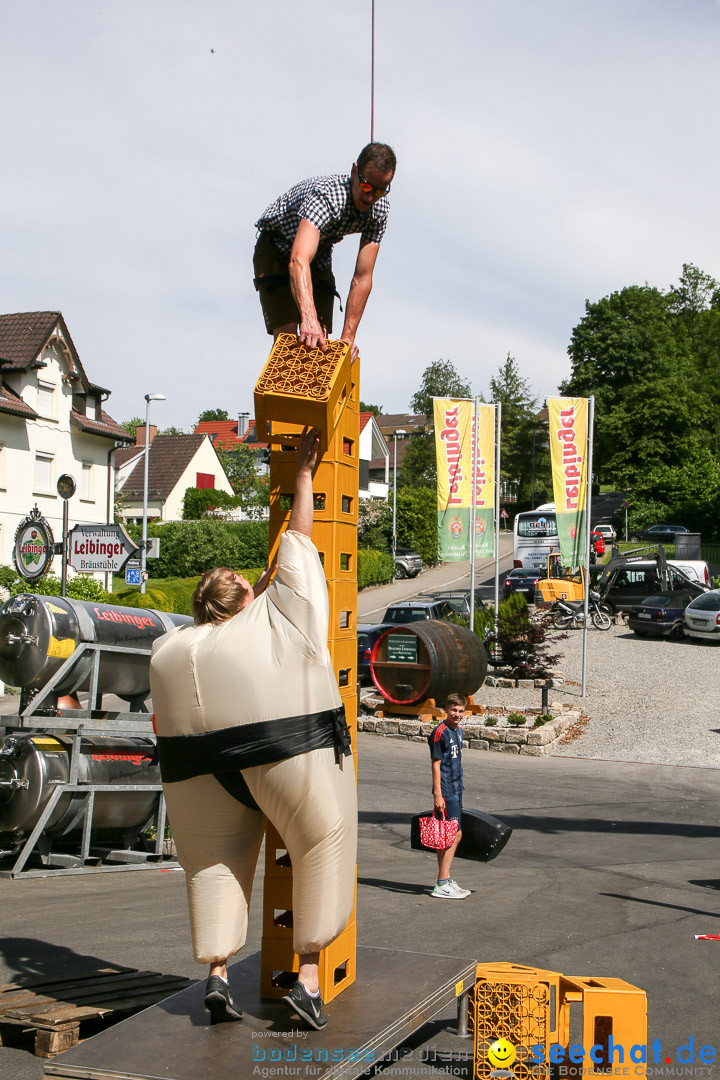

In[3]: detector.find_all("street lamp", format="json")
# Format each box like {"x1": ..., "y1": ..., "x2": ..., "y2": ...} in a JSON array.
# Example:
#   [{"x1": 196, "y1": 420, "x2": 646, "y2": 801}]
[{"x1": 141, "y1": 393, "x2": 166, "y2": 594}]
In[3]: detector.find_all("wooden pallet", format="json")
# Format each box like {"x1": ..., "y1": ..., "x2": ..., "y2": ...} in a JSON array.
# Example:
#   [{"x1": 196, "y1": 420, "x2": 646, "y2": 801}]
[{"x1": 0, "y1": 966, "x2": 193, "y2": 1058}]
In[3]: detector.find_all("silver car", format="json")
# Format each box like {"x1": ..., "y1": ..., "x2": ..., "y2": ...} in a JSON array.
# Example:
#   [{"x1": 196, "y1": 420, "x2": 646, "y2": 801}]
[{"x1": 683, "y1": 589, "x2": 720, "y2": 643}]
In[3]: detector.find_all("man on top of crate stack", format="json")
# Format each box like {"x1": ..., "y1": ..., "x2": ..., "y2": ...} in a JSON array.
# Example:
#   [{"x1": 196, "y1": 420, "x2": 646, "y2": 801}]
[{"x1": 253, "y1": 142, "x2": 396, "y2": 360}]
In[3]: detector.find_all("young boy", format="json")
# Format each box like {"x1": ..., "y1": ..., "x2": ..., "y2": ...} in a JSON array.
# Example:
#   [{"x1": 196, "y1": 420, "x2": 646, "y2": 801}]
[{"x1": 427, "y1": 692, "x2": 471, "y2": 899}]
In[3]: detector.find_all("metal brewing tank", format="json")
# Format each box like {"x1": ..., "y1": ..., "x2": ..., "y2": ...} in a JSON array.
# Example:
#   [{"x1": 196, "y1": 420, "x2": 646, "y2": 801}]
[
  {"x1": 0, "y1": 733, "x2": 161, "y2": 837},
  {"x1": 0, "y1": 594, "x2": 191, "y2": 700}
]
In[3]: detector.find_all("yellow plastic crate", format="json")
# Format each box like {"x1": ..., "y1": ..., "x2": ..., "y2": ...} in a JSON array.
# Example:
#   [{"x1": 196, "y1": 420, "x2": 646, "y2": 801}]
[
  {"x1": 326, "y1": 580, "x2": 359, "y2": 638},
  {"x1": 261, "y1": 919, "x2": 357, "y2": 1003},
  {"x1": 254, "y1": 335, "x2": 352, "y2": 451}
]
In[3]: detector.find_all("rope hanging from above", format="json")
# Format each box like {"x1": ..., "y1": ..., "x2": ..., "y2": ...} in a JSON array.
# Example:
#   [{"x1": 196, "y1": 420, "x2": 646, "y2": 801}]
[{"x1": 371, "y1": 0, "x2": 375, "y2": 142}]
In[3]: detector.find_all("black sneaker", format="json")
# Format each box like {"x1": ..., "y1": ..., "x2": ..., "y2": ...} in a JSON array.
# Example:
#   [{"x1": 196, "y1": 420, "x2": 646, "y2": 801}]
[
  {"x1": 204, "y1": 975, "x2": 243, "y2": 1023},
  {"x1": 282, "y1": 979, "x2": 328, "y2": 1030}
]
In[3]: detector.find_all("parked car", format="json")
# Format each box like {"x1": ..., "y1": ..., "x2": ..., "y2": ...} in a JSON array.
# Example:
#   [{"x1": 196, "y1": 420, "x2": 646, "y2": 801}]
[
  {"x1": 628, "y1": 593, "x2": 696, "y2": 639},
  {"x1": 597, "y1": 558, "x2": 705, "y2": 616},
  {"x1": 357, "y1": 623, "x2": 390, "y2": 684},
  {"x1": 394, "y1": 549, "x2": 423, "y2": 579},
  {"x1": 427, "y1": 591, "x2": 487, "y2": 621},
  {"x1": 631, "y1": 524, "x2": 689, "y2": 544},
  {"x1": 382, "y1": 599, "x2": 456, "y2": 624},
  {"x1": 592, "y1": 523, "x2": 617, "y2": 543},
  {"x1": 683, "y1": 590, "x2": 720, "y2": 644},
  {"x1": 504, "y1": 568, "x2": 543, "y2": 601}
]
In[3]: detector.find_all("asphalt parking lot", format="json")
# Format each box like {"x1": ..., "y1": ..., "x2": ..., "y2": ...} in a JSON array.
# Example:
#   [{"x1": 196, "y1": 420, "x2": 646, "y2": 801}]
[
  {"x1": 1, "y1": 738, "x2": 719, "y2": 1079},
  {"x1": 1, "y1": 542, "x2": 718, "y2": 1078}
]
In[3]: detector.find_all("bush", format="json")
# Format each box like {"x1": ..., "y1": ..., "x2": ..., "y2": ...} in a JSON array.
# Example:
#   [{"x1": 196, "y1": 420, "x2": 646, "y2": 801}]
[
  {"x1": 144, "y1": 520, "x2": 269, "y2": 578},
  {"x1": 0, "y1": 565, "x2": 19, "y2": 591},
  {"x1": 6, "y1": 570, "x2": 110, "y2": 603},
  {"x1": 395, "y1": 487, "x2": 438, "y2": 567},
  {"x1": 357, "y1": 549, "x2": 394, "y2": 589},
  {"x1": 507, "y1": 712, "x2": 528, "y2": 727},
  {"x1": 494, "y1": 592, "x2": 563, "y2": 680},
  {"x1": 534, "y1": 714, "x2": 553, "y2": 727},
  {"x1": 119, "y1": 588, "x2": 174, "y2": 612}
]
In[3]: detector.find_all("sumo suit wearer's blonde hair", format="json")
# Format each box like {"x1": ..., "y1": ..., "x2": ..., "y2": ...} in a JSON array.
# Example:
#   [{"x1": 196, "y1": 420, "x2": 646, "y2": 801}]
[{"x1": 191, "y1": 568, "x2": 249, "y2": 625}]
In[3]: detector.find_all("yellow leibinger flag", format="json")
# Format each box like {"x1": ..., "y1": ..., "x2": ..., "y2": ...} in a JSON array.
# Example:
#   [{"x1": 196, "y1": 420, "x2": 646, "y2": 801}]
[
  {"x1": 548, "y1": 397, "x2": 588, "y2": 566},
  {"x1": 434, "y1": 399, "x2": 473, "y2": 560},
  {"x1": 473, "y1": 404, "x2": 495, "y2": 558}
]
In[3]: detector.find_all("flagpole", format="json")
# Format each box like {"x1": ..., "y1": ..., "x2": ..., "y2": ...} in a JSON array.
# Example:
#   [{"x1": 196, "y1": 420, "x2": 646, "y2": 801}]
[
  {"x1": 581, "y1": 395, "x2": 595, "y2": 698},
  {"x1": 494, "y1": 402, "x2": 502, "y2": 649},
  {"x1": 469, "y1": 397, "x2": 479, "y2": 632}
]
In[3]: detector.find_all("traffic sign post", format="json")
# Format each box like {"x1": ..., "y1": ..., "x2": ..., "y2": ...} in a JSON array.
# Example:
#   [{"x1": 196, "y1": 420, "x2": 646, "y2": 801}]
[
  {"x1": 68, "y1": 524, "x2": 138, "y2": 575},
  {"x1": 500, "y1": 508, "x2": 509, "y2": 531}
]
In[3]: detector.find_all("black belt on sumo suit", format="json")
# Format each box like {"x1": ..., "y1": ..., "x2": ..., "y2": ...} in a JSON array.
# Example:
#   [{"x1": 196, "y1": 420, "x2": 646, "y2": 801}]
[{"x1": 155, "y1": 706, "x2": 352, "y2": 811}]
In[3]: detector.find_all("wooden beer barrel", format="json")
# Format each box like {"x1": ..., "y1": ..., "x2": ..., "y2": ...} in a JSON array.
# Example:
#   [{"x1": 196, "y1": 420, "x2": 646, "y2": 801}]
[{"x1": 370, "y1": 621, "x2": 487, "y2": 705}]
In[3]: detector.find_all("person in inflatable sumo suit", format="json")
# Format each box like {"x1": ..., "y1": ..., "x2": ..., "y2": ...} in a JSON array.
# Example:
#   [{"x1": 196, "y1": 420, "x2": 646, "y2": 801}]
[{"x1": 149, "y1": 428, "x2": 356, "y2": 1031}]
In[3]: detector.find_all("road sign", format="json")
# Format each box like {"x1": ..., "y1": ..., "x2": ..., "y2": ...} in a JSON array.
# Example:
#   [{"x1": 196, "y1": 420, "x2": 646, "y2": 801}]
[
  {"x1": 68, "y1": 524, "x2": 138, "y2": 574},
  {"x1": 500, "y1": 509, "x2": 509, "y2": 519},
  {"x1": 125, "y1": 567, "x2": 143, "y2": 586}
]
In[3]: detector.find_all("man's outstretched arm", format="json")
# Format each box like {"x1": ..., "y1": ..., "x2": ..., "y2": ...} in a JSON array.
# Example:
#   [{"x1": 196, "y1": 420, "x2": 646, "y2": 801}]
[
  {"x1": 340, "y1": 238, "x2": 380, "y2": 360},
  {"x1": 288, "y1": 220, "x2": 327, "y2": 352}
]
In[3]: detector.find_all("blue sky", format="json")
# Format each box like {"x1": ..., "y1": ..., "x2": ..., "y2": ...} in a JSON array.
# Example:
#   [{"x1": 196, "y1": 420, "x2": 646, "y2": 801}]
[{"x1": 1, "y1": 1, "x2": 718, "y2": 429}]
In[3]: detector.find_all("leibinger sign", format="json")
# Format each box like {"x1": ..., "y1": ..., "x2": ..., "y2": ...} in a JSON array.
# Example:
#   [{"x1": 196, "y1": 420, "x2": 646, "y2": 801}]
[
  {"x1": 13, "y1": 507, "x2": 54, "y2": 582},
  {"x1": 68, "y1": 524, "x2": 137, "y2": 573}
]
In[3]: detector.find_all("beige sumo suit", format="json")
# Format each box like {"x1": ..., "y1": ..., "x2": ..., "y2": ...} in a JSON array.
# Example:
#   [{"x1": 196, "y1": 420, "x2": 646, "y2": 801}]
[{"x1": 149, "y1": 531, "x2": 357, "y2": 965}]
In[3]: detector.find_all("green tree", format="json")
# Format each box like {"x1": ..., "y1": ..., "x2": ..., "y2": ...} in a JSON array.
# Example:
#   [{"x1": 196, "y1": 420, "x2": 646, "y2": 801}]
[
  {"x1": 489, "y1": 354, "x2": 546, "y2": 505},
  {"x1": 561, "y1": 276, "x2": 719, "y2": 533},
  {"x1": 359, "y1": 401, "x2": 382, "y2": 416},
  {"x1": 159, "y1": 425, "x2": 187, "y2": 436},
  {"x1": 402, "y1": 359, "x2": 475, "y2": 491},
  {"x1": 120, "y1": 417, "x2": 142, "y2": 439},
  {"x1": 410, "y1": 359, "x2": 472, "y2": 417},
  {"x1": 217, "y1": 445, "x2": 269, "y2": 519},
  {"x1": 197, "y1": 408, "x2": 230, "y2": 423}
]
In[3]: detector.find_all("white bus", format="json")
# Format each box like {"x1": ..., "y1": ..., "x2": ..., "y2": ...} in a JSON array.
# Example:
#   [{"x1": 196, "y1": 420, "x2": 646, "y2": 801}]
[{"x1": 513, "y1": 503, "x2": 560, "y2": 569}]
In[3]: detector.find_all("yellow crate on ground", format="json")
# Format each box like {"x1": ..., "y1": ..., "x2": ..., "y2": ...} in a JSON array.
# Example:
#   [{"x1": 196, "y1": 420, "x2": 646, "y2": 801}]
[
  {"x1": 472, "y1": 963, "x2": 561, "y2": 1080},
  {"x1": 558, "y1": 975, "x2": 647, "y2": 1078},
  {"x1": 254, "y1": 335, "x2": 352, "y2": 451}
]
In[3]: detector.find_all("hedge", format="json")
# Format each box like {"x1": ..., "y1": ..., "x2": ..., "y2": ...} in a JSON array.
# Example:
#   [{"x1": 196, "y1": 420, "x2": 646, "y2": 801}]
[
  {"x1": 144, "y1": 520, "x2": 268, "y2": 578},
  {"x1": 182, "y1": 487, "x2": 242, "y2": 520},
  {"x1": 357, "y1": 549, "x2": 394, "y2": 588}
]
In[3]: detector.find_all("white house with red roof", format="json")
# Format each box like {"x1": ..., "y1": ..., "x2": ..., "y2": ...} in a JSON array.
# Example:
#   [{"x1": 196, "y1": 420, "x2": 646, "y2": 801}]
[
  {"x1": 0, "y1": 311, "x2": 133, "y2": 572},
  {"x1": 358, "y1": 411, "x2": 389, "y2": 499}
]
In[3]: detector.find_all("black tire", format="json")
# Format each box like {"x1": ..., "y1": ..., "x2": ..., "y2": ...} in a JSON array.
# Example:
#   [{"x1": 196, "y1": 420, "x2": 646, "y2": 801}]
[
  {"x1": 394, "y1": 564, "x2": 407, "y2": 580},
  {"x1": 592, "y1": 609, "x2": 612, "y2": 630},
  {"x1": 554, "y1": 613, "x2": 574, "y2": 629}
]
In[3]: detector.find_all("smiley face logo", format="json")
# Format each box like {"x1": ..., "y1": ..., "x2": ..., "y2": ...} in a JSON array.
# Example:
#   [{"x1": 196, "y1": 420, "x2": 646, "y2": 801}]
[{"x1": 487, "y1": 1038, "x2": 516, "y2": 1069}]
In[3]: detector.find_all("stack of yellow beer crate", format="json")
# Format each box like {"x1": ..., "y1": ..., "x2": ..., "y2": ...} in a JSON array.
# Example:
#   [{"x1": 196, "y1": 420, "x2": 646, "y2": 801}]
[{"x1": 254, "y1": 334, "x2": 359, "y2": 1002}]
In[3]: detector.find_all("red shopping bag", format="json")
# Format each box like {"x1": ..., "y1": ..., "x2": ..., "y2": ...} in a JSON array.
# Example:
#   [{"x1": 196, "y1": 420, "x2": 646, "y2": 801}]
[{"x1": 418, "y1": 807, "x2": 459, "y2": 851}]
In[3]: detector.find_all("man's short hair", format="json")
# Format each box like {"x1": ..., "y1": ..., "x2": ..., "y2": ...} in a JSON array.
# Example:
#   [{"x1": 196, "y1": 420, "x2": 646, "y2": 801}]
[
  {"x1": 357, "y1": 142, "x2": 396, "y2": 176},
  {"x1": 445, "y1": 692, "x2": 467, "y2": 709}
]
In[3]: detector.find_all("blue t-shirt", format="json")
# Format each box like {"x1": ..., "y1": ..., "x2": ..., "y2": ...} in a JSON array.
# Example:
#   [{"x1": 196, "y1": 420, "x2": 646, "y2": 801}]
[{"x1": 428, "y1": 722, "x2": 464, "y2": 796}]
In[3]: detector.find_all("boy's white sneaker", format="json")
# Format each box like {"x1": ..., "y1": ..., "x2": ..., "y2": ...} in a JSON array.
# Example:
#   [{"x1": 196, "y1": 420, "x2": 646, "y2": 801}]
[
  {"x1": 448, "y1": 879, "x2": 471, "y2": 898},
  {"x1": 431, "y1": 880, "x2": 470, "y2": 899}
]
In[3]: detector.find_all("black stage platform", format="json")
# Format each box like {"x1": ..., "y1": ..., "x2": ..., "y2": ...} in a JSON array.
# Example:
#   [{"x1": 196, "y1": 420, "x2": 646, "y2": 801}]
[{"x1": 44, "y1": 947, "x2": 477, "y2": 1080}]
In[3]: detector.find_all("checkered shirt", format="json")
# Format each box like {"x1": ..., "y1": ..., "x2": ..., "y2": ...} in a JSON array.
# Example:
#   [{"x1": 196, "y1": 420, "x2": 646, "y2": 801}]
[{"x1": 255, "y1": 174, "x2": 389, "y2": 272}]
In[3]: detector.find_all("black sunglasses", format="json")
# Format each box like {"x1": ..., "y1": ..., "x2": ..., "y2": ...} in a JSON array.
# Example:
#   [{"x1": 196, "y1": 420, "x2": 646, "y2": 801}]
[{"x1": 357, "y1": 170, "x2": 391, "y2": 197}]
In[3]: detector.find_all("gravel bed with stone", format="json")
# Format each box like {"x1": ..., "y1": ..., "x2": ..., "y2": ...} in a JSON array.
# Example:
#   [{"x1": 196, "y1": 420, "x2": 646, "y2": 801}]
[{"x1": 476, "y1": 622, "x2": 719, "y2": 768}]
